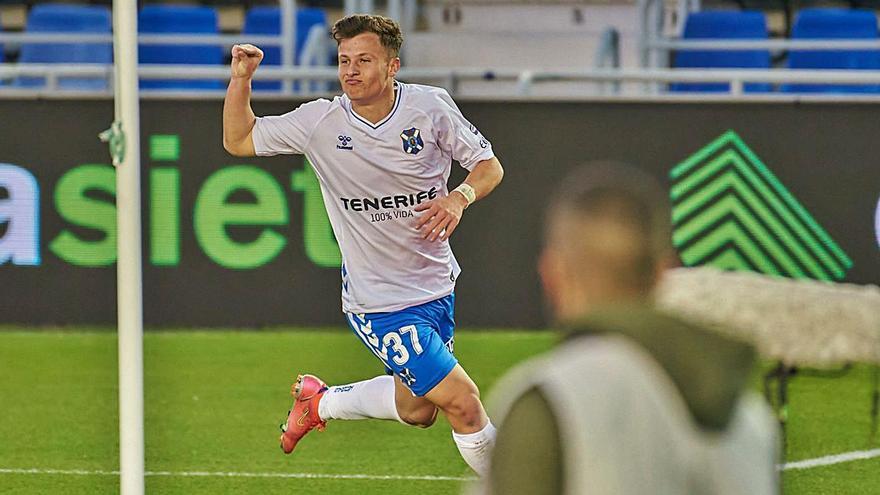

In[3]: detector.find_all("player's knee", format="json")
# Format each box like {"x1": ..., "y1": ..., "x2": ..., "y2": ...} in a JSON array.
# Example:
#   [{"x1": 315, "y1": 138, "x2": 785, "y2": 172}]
[
  {"x1": 442, "y1": 392, "x2": 484, "y2": 428},
  {"x1": 399, "y1": 405, "x2": 438, "y2": 428}
]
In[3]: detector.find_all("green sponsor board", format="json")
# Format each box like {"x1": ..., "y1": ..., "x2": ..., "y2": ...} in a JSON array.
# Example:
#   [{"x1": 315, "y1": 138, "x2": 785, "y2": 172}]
[
  {"x1": 670, "y1": 130, "x2": 853, "y2": 281},
  {"x1": 2, "y1": 144, "x2": 341, "y2": 270},
  {"x1": 3, "y1": 99, "x2": 877, "y2": 327}
]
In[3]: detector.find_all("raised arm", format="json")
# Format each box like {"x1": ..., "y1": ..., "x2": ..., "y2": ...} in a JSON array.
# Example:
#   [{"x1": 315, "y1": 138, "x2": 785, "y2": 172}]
[{"x1": 222, "y1": 44, "x2": 264, "y2": 157}]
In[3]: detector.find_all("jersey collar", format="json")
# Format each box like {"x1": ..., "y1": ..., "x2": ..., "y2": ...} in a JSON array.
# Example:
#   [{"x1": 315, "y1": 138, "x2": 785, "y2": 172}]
[{"x1": 347, "y1": 81, "x2": 403, "y2": 131}]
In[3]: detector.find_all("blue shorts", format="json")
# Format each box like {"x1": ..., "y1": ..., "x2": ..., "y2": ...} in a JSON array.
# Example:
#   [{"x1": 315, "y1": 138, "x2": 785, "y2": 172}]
[{"x1": 345, "y1": 294, "x2": 457, "y2": 397}]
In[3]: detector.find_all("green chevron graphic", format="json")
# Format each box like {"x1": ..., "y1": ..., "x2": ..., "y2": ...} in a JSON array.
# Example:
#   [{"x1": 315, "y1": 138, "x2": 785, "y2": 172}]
[{"x1": 670, "y1": 130, "x2": 852, "y2": 281}]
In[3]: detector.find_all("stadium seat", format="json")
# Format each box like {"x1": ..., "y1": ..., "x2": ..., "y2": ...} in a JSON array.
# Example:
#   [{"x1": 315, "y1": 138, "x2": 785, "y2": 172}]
[
  {"x1": 782, "y1": 8, "x2": 880, "y2": 93},
  {"x1": 14, "y1": 4, "x2": 112, "y2": 90},
  {"x1": 138, "y1": 5, "x2": 224, "y2": 90},
  {"x1": 243, "y1": 7, "x2": 327, "y2": 91},
  {"x1": 670, "y1": 11, "x2": 771, "y2": 93}
]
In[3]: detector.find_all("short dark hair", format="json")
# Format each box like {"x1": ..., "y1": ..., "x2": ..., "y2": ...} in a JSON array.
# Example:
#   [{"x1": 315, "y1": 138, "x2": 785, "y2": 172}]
[
  {"x1": 546, "y1": 162, "x2": 672, "y2": 292},
  {"x1": 331, "y1": 14, "x2": 403, "y2": 59}
]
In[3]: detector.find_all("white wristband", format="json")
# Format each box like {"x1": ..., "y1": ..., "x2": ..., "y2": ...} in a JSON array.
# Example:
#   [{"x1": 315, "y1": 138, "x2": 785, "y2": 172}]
[{"x1": 453, "y1": 183, "x2": 476, "y2": 208}]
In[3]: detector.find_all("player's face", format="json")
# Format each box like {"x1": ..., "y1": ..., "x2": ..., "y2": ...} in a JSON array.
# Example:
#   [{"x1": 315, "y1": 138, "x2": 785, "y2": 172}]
[{"x1": 337, "y1": 33, "x2": 399, "y2": 104}]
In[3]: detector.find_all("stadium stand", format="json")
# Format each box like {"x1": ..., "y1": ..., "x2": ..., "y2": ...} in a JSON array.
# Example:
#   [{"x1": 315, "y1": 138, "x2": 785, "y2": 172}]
[
  {"x1": 138, "y1": 4, "x2": 224, "y2": 90},
  {"x1": 4, "y1": 2, "x2": 880, "y2": 96},
  {"x1": 13, "y1": 3, "x2": 112, "y2": 90},
  {"x1": 782, "y1": 8, "x2": 880, "y2": 93},
  {"x1": 669, "y1": 11, "x2": 772, "y2": 93},
  {"x1": 242, "y1": 6, "x2": 327, "y2": 91}
]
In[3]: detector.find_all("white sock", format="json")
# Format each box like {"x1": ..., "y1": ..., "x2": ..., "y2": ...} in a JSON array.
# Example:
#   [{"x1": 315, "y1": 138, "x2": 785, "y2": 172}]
[
  {"x1": 452, "y1": 421, "x2": 497, "y2": 476},
  {"x1": 317, "y1": 375, "x2": 404, "y2": 423}
]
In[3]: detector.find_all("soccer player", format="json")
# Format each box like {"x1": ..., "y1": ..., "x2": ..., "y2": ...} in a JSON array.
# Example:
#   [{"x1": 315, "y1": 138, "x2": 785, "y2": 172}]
[{"x1": 222, "y1": 14, "x2": 504, "y2": 475}]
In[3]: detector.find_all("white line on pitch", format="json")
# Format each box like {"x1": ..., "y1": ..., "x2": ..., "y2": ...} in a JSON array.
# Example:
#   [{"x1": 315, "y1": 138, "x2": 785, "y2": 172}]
[
  {"x1": 0, "y1": 467, "x2": 474, "y2": 482},
  {"x1": 6, "y1": 449, "x2": 880, "y2": 482},
  {"x1": 780, "y1": 448, "x2": 880, "y2": 471}
]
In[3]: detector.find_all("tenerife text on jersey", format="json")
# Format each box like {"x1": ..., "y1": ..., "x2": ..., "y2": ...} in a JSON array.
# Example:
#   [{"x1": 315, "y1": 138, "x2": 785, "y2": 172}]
[{"x1": 340, "y1": 187, "x2": 438, "y2": 212}]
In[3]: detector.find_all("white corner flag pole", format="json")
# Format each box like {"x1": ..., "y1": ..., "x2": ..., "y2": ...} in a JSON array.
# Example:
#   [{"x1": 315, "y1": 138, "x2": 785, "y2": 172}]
[{"x1": 108, "y1": 1, "x2": 144, "y2": 494}]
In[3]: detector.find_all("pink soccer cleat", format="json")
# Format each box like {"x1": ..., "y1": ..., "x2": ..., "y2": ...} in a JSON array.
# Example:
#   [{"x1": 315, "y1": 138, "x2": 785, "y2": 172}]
[{"x1": 279, "y1": 374, "x2": 328, "y2": 454}]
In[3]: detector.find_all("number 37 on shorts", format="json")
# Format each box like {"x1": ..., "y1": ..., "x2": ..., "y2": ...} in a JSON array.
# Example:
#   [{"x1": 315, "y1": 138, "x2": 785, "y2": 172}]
[{"x1": 344, "y1": 296, "x2": 458, "y2": 396}]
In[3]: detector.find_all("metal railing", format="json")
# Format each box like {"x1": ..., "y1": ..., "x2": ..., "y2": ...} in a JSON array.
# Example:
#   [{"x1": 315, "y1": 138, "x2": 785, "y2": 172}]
[
  {"x1": 652, "y1": 39, "x2": 880, "y2": 51},
  {"x1": 513, "y1": 68, "x2": 880, "y2": 96},
  {"x1": 0, "y1": 33, "x2": 284, "y2": 45},
  {"x1": 0, "y1": 64, "x2": 495, "y2": 95},
  {"x1": 7, "y1": 64, "x2": 880, "y2": 99}
]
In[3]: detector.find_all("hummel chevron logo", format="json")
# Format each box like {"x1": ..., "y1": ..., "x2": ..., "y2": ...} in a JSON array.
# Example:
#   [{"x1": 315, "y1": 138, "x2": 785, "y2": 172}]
[{"x1": 670, "y1": 130, "x2": 852, "y2": 281}]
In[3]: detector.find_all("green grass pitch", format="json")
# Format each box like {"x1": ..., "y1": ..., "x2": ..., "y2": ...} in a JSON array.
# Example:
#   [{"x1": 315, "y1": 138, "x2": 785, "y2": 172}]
[{"x1": 0, "y1": 328, "x2": 878, "y2": 494}]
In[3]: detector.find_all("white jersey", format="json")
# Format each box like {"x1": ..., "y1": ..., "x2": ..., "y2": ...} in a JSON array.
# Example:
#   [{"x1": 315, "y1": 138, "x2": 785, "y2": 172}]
[{"x1": 252, "y1": 81, "x2": 495, "y2": 314}]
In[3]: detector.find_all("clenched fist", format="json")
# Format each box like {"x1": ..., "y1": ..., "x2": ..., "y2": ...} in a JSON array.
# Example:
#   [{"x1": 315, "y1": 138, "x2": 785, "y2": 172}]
[{"x1": 231, "y1": 44, "x2": 264, "y2": 79}]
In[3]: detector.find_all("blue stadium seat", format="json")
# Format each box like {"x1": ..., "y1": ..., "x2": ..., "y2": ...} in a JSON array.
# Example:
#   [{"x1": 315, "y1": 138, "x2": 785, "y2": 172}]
[
  {"x1": 782, "y1": 8, "x2": 880, "y2": 93},
  {"x1": 670, "y1": 11, "x2": 771, "y2": 93},
  {"x1": 14, "y1": 4, "x2": 112, "y2": 90},
  {"x1": 243, "y1": 7, "x2": 327, "y2": 91},
  {"x1": 138, "y1": 5, "x2": 224, "y2": 90}
]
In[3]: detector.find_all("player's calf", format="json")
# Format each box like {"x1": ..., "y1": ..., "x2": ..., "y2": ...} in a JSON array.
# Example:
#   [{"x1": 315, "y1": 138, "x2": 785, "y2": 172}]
[
  {"x1": 393, "y1": 375, "x2": 440, "y2": 427},
  {"x1": 397, "y1": 403, "x2": 439, "y2": 428}
]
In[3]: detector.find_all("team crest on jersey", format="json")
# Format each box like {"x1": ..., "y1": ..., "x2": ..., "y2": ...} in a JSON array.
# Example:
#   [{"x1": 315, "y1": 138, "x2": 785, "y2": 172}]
[{"x1": 400, "y1": 127, "x2": 424, "y2": 155}]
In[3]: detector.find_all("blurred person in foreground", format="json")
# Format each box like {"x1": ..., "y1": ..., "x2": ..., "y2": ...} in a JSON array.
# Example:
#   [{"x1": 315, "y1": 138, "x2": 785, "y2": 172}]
[{"x1": 472, "y1": 163, "x2": 779, "y2": 495}]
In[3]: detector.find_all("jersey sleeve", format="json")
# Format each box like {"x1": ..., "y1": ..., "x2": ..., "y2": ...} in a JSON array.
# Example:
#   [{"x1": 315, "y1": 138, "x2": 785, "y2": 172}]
[
  {"x1": 433, "y1": 89, "x2": 495, "y2": 171},
  {"x1": 251, "y1": 99, "x2": 330, "y2": 156}
]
